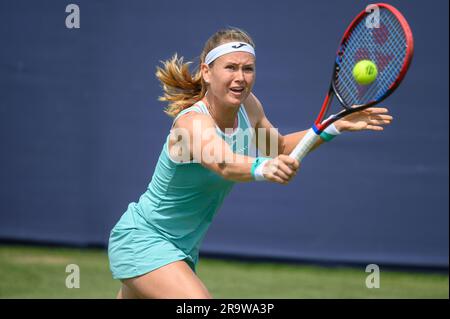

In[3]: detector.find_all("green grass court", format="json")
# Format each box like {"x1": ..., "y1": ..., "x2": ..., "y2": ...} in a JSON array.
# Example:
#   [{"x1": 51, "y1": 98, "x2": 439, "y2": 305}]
[{"x1": 0, "y1": 245, "x2": 447, "y2": 299}]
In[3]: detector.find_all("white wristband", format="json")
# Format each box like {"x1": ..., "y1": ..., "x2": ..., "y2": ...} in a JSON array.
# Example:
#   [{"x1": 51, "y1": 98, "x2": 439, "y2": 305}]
[
  {"x1": 323, "y1": 123, "x2": 341, "y2": 135},
  {"x1": 254, "y1": 159, "x2": 269, "y2": 181}
]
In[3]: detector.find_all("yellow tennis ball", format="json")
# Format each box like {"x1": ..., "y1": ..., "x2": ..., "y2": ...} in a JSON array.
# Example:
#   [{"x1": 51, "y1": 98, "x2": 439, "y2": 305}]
[{"x1": 352, "y1": 60, "x2": 378, "y2": 85}]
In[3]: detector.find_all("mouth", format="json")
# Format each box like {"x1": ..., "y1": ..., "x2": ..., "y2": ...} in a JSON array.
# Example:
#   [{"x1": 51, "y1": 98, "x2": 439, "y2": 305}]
[{"x1": 229, "y1": 87, "x2": 245, "y2": 96}]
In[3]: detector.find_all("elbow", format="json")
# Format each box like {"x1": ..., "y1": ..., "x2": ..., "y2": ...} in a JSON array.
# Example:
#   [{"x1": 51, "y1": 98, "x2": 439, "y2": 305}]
[
  {"x1": 218, "y1": 161, "x2": 243, "y2": 182},
  {"x1": 217, "y1": 161, "x2": 233, "y2": 181}
]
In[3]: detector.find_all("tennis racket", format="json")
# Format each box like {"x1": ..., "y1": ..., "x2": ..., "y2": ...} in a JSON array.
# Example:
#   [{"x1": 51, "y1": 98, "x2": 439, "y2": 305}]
[{"x1": 290, "y1": 3, "x2": 414, "y2": 162}]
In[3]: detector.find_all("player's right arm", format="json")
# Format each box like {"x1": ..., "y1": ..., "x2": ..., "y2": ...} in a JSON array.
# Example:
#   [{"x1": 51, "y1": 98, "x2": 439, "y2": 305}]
[{"x1": 169, "y1": 112, "x2": 299, "y2": 184}]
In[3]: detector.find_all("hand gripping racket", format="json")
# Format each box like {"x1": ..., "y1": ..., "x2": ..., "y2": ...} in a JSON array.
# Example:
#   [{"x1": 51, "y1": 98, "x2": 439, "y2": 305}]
[{"x1": 290, "y1": 3, "x2": 414, "y2": 162}]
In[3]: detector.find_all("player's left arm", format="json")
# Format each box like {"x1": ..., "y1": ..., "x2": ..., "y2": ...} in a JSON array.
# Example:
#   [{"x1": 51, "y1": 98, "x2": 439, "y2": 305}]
[
  {"x1": 246, "y1": 93, "x2": 324, "y2": 156},
  {"x1": 246, "y1": 93, "x2": 394, "y2": 157}
]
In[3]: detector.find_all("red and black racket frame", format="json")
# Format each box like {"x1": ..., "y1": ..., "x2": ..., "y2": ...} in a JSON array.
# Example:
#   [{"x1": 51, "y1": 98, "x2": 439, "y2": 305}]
[{"x1": 312, "y1": 3, "x2": 414, "y2": 135}]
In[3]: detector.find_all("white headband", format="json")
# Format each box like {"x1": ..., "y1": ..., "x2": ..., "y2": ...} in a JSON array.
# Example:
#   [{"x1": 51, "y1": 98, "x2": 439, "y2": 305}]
[{"x1": 205, "y1": 41, "x2": 255, "y2": 65}]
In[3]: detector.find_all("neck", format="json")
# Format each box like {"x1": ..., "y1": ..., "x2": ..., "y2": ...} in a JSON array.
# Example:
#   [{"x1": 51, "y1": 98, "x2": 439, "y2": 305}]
[{"x1": 203, "y1": 94, "x2": 239, "y2": 133}]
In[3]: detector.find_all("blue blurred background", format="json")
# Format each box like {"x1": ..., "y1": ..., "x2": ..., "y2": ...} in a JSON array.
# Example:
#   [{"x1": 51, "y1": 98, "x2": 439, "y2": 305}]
[{"x1": 0, "y1": 0, "x2": 448, "y2": 269}]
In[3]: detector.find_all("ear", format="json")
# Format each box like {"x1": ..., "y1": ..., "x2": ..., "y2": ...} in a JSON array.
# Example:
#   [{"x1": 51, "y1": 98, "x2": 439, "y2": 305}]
[{"x1": 201, "y1": 63, "x2": 211, "y2": 84}]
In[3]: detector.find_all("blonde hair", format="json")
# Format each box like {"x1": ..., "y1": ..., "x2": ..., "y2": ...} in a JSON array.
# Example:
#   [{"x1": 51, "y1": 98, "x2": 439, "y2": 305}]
[{"x1": 156, "y1": 27, "x2": 255, "y2": 117}]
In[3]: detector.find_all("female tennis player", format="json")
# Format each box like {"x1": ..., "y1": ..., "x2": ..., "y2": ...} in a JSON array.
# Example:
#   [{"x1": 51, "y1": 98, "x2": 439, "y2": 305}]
[{"x1": 108, "y1": 27, "x2": 393, "y2": 299}]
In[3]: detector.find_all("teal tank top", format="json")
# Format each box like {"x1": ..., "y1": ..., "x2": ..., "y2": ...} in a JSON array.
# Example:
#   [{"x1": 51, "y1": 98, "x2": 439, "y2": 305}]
[{"x1": 134, "y1": 101, "x2": 256, "y2": 257}]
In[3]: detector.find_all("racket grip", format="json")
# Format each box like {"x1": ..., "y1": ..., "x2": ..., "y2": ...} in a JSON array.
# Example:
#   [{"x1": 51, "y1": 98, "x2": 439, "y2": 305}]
[{"x1": 289, "y1": 128, "x2": 320, "y2": 162}]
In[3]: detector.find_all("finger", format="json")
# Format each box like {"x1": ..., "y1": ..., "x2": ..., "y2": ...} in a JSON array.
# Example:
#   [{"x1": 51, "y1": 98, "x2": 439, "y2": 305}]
[
  {"x1": 274, "y1": 168, "x2": 290, "y2": 181},
  {"x1": 281, "y1": 156, "x2": 300, "y2": 171},
  {"x1": 278, "y1": 161, "x2": 296, "y2": 177},
  {"x1": 267, "y1": 161, "x2": 289, "y2": 179},
  {"x1": 369, "y1": 114, "x2": 393, "y2": 120},
  {"x1": 366, "y1": 125, "x2": 384, "y2": 131},
  {"x1": 288, "y1": 165, "x2": 299, "y2": 174},
  {"x1": 278, "y1": 154, "x2": 296, "y2": 165},
  {"x1": 292, "y1": 159, "x2": 300, "y2": 170},
  {"x1": 271, "y1": 175, "x2": 287, "y2": 184},
  {"x1": 366, "y1": 107, "x2": 389, "y2": 114},
  {"x1": 369, "y1": 119, "x2": 392, "y2": 125}
]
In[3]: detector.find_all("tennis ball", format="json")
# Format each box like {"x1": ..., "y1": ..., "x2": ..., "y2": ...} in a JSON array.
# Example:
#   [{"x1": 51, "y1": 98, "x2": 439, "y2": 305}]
[{"x1": 352, "y1": 60, "x2": 378, "y2": 85}]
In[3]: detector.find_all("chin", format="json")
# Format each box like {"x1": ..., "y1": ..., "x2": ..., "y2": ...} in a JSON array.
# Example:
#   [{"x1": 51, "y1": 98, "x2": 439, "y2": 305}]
[
  {"x1": 229, "y1": 99, "x2": 241, "y2": 106},
  {"x1": 227, "y1": 93, "x2": 246, "y2": 106}
]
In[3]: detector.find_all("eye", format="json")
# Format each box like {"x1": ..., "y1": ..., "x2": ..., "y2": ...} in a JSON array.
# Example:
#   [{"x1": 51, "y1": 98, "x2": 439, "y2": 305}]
[{"x1": 226, "y1": 65, "x2": 236, "y2": 70}]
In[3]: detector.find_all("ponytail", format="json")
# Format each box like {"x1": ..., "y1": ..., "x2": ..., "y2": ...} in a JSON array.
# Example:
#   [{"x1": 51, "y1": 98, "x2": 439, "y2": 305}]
[{"x1": 155, "y1": 54, "x2": 206, "y2": 117}]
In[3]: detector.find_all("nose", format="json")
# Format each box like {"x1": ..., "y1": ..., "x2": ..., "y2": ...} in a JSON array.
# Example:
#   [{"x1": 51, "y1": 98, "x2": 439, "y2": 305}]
[{"x1": 235, "y1": 69, "x2": 245, "y2": 82}]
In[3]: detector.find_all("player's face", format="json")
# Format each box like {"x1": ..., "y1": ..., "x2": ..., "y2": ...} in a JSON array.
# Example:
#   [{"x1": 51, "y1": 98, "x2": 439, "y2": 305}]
[{"x1": 204, "y1": 52, "x2": 255, "y2": 107}]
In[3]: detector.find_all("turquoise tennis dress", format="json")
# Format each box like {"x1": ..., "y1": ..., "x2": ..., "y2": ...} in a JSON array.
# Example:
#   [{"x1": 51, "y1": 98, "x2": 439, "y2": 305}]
[{"x1": 108, "y1": 101, "x2": 256, "y2": 279}]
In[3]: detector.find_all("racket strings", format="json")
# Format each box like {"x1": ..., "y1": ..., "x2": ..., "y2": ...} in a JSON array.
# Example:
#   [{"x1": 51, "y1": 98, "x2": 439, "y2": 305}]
[
  {"x1": 337, "y1": 14, "x2": 402, "y2": 103},
  {"x1": 335, "y1": 9, "x2": 407, "y2": 106},
  {"x1": 338, "y1": 15, "x2": 405, "y2": 104},
  {"x1": 338, "y1": 12, "x2": 406, "y2": 104},
  {"x1": 367, "y1": 19, "x2": 406, "y2": 98},
  {"x1": 358, "y1": 19, "x2": 405, "y2": 102}
]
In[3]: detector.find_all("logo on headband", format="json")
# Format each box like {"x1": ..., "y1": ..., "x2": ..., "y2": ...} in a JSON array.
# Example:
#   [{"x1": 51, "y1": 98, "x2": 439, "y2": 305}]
[{"x1": 232, "y1": 43, "x2": 247, "y2": 49}]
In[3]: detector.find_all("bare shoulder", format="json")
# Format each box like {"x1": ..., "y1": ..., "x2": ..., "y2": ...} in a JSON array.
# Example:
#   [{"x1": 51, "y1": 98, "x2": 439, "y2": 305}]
[
  {"x1": 169, "y1": 111, "x2": 216, "y2": 159},
  {"x1": 243, "y1": 92, "x2": 265, "y2": 128},
  {"x1": 172, "y1": 110, "x2": 215, "y2": 131}
]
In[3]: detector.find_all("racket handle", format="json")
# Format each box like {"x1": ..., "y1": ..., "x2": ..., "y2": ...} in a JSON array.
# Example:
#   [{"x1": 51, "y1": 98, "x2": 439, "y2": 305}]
[{"x1": 289, "y1": 128, "x2": 320, "y2": 162}]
